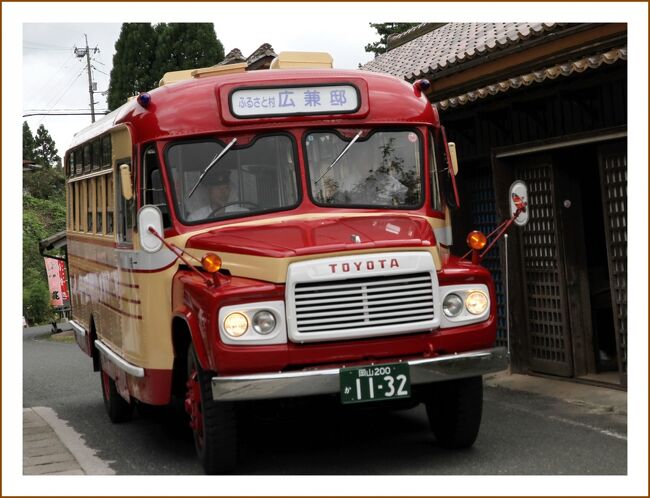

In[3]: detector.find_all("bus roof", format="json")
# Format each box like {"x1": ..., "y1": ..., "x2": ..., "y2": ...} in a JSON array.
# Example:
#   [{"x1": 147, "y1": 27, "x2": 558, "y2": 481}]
[{"x1": 68, "y1": 69, "x2": 437, "y2": 151}]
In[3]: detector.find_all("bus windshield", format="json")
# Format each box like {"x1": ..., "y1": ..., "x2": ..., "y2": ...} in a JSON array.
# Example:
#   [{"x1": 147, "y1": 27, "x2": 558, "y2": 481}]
[
  {"x1": 305, "y1": 129, "x2": 423, "y2": 208},
  {"x1": 166, "y1": 135, "x2": 299, "y2": 223}
]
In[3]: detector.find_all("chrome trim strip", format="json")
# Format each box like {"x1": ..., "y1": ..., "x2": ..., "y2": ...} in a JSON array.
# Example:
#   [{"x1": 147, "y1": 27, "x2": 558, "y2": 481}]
[
  {"x1": 211, "y1": 346, "x2": 507, "y2": 401},
  {"x1": 94, "y1": 340, "x2": 145, "y2": 378},
  {"x1": 69, "y1": 320, "x2": 87, "y2": 337}
]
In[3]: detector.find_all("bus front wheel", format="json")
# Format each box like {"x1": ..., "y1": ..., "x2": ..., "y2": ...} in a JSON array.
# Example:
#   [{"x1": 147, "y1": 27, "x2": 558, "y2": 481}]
[
  {"x1": 100, "y1": 370, "x2": 134, "y2": 423},
  {"x1": 423, "y1": 376, "x2": 483, "y2": 449},
  {"x1": 185, "y1": 344, "x2": 237, "y2": 474}
]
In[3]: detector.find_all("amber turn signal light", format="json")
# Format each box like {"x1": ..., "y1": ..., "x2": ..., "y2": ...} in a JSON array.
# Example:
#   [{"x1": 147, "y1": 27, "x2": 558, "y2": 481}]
[
  {"x1": 467, "y1": 231, "x2": 487, "y2": 250},
  {"x1": 201, "y1": 253, "x2": 222, "y2": 273}
]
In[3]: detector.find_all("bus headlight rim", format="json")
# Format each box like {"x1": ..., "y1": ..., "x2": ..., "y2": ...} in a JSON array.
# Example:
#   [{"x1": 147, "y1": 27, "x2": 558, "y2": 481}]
[
  {"x1": 442, "y1": 293, "x2": 464, "y2": 317},
  {"x1": 465, "y1": 291, "x2": 488, "y2": 315},
  {"x1": 252, "y1": 310, "x2": 276, "y2": 335},
  {"x1": 223, "y1": 312, "x2": 249, "y2": 338}
]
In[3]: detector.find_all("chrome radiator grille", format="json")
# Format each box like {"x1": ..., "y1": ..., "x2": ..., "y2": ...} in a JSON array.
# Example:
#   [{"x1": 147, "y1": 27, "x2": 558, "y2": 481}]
[{"x1": 293, "y1": 272, "x2": 435, "y2": 334}]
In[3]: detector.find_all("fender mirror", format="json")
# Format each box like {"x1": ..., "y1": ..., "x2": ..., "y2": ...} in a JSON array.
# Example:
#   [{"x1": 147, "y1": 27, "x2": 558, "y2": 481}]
[
  {"x1": 509, "y1": 180, "x2": 529, "y2": 226},
  {"x1": 119, "y1": 163, "x2": 133, "y2": 200},
  {"x1": 138, "y1": 205, "x2": 164, "y2": 253}
]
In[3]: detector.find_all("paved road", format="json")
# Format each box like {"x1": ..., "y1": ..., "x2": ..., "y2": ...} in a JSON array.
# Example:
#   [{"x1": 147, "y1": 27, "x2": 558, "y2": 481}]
[{"x1": 23, "y1": 327, "x2": 626, "y2": 475}]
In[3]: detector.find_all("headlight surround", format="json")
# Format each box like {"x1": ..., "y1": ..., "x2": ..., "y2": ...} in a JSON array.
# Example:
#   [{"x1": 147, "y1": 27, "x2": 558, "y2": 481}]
[
  {"x1": 223, "y1": 312, "x2": 248, "y2": 337},
  {"x1": 466, "y1": 291, "x2": 488, "y2": 315},
  {"x1": 443, "y1": 293, "x2": 464, "y2": 317},
  {"x1": 439, "y1": 284, "x2": 490, "y2": 328},
  {"x1": 252, "y1": 310, "x2": 276, "y2": 335}
]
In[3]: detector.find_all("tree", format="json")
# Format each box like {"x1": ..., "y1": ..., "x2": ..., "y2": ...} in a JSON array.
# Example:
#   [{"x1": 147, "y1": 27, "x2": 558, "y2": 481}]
[
  {"x1": 25, "y1": 124, "x2": 65, "y2": 199},
  {"x1": 107, "y1": 23, "x2": 158, "y2": 111},
  {"x1": 364, "y1": 23, "x2": 419, "y2": 57},
  {"x1": 23, "y1": 122, "x2": 66, "y2": 325},
  {"x1": 33, "y1": 124, "x2": 61, "y2": 169},
  {"x1": 107, "y1": 23, "x2": 225, "y2": 110},
  {"x1": 153, "y1": 23, "x2": 224, "y2": 78},
  {"x1": 23, "y1": 121, "x2": 35, "y2": 161}
]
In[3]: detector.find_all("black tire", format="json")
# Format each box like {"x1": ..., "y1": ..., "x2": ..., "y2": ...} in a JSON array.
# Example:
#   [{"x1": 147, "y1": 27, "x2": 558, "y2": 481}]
[
  {"x1": 100, "y1": 370, "x2": 134, "y2": 423},
  {"x1": 424, "y1": 376, "x2": 483, "y2": 449},
  {"x1": 185, "y1": 344, "x2": 237, "y2": 474}
]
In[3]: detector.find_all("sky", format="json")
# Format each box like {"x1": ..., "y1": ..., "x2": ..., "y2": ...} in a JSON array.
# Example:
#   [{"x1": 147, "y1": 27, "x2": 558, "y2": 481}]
[
  {"x1": 21, "y1": 18, "x2": 378, "y2": 160},
  {"x1": 5, "y1": 2, "x2": 650, "y2": 496}
]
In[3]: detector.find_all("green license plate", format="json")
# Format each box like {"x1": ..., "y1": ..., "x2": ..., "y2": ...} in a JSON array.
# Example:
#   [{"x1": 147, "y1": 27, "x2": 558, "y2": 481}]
[{"x1": 340, "y1": 362, "x2": 411, "y2": 404}]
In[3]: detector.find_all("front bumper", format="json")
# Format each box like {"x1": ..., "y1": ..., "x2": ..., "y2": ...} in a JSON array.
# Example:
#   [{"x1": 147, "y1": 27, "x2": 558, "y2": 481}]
[{"x1": 211, "y1": 346, "x2": 507, "y2": 401}]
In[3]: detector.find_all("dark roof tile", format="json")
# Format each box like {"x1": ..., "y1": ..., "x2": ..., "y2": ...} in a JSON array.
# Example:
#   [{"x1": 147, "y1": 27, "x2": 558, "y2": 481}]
[{"x1": 363, "y1": 22, "x2": 568, "y2": 80}]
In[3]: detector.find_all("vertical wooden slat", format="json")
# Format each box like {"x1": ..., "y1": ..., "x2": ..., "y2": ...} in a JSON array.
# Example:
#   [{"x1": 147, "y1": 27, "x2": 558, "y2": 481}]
[{"x1": 598, "y1": 142, "x2": 627, "y2": 385}]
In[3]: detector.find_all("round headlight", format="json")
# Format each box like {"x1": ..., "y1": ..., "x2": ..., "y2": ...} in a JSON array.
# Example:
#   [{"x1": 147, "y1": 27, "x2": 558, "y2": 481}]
[
  {"x1": 466, "y1": 291, "x2": 488, "y2": 315},
  {"x1": 252, "y1": 310, "x2": 276, "y2": 335},
  {"x1": 224, "y1": 312, "x2": 248, "y2": 337},
  {"x1": 443, "y1": 293, "x2": 463, "y2": 317}
]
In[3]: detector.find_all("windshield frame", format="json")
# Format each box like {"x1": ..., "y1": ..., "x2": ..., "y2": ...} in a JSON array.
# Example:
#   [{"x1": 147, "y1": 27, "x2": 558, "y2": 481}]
[
  {"x1": 303, "y1": 127, "x2": 426, "y2": 210},
  {"x1": 163, "y1": 131, "x2": 302, "y2": 226}
]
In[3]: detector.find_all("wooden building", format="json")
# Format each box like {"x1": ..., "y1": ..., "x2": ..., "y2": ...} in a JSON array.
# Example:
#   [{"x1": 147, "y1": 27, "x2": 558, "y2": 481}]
[{"x1": 364, "y1": 23, "x2": 627, "y2": 387}]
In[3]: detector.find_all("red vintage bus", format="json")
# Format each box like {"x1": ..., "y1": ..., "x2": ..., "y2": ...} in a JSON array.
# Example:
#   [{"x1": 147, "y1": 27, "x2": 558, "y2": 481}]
[{"x1": 64, "y1": 52, "x2": 507, "y2": 474}]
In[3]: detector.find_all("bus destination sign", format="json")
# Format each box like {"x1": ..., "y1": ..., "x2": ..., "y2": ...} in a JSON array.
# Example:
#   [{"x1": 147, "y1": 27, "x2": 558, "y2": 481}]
[{"x1": 231, "y1": 85, "x2": 359, "y2": 117}]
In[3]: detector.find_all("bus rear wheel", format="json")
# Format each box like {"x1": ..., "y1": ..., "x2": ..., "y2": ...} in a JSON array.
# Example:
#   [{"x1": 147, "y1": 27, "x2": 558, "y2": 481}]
[
  {"x1": 423, "y1": 376, "x2": 483, "y2": 449},
  {"x1": 100, "y1": 370, "x2": 134, "y2": 423},
  {"x1": 185, "y1": 344, "x2": 237, "y2": 474}
]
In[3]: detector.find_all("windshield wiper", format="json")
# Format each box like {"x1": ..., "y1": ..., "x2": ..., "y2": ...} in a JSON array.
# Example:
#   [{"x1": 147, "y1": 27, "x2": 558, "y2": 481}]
[
  {"x1": 314, "y1": 130, "x2": 362, "y2": 185},
  {"x1": 186, "y1": 138, "x2": 237, "y2": 199}
]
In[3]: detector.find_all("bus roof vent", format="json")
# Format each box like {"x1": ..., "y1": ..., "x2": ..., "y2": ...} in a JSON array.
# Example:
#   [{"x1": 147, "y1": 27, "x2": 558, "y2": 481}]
[
  {"x1": 269, "y1": 52, "x2": 333, "y2": 70},
  {"x1": 159, "y1": 62, "x2": 247, "y2": 86}
]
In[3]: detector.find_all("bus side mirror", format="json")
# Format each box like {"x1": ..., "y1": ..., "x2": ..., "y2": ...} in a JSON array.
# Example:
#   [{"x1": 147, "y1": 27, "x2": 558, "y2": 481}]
[
  {"x1": 119, "y1": 163, "x2": 134, "y2": 200},
  {"x1": 138, "y1": 206, "x2": 164, "y2": 253},
  {"x1": 509, "y1": 180, "x2": 530, "y2": 226},
  {"x1": 448, "y1": 142, "x2": 459, "y2": 176}
]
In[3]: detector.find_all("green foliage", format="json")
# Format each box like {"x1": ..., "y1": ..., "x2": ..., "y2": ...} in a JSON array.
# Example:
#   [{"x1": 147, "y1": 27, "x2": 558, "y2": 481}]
[
  {"x1": 23, "y1": 122, "x2": 67, "y2": 325},
  {"x1": 23, "y1": 166, "x2": 65, "y2": 200},
  {"x1": 23, "y1": 121, "x2": 35, "y2": 161},
  {"x1": 153, "y1": 23, "x2": 224, "y2": 77},
  {"x1": 107, "y1": 22, "x2": 225, "y2": 110},
  {"x1": 365, "y1": 23, "x2": 419, "y2": 57},
  {"x1": 33, "y1": 124, "x2": 61, "y2": 168},
  {"x1": 23, "y1": 278, "x2": 53, "y2": 325},
  {"x1": 107, "y1": 23, "x2": 158, "y2": 111},
  {"x1": 23, "y1": 195, "x2": 66, "y2": 324}
]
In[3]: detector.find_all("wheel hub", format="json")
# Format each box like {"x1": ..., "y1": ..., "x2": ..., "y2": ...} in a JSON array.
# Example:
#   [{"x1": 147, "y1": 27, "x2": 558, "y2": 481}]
[{"x1": 185, "y1": 370, "x2": 204, "y2": 446}]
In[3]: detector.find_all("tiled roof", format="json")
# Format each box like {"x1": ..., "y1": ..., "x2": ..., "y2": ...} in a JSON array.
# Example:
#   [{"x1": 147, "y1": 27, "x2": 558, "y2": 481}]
[
  {"x1": 363, "y1": 22, "x2": 567, "y2": 80},
  {"x1": 246, "y1": 43, "x2": 277, "y2": 65},
  {"x1": 436, "y1": 46, "x2": 627, "y2": 110},
  {"x1": 218, "y1": 48, "x2": 247, "y2": 65}
]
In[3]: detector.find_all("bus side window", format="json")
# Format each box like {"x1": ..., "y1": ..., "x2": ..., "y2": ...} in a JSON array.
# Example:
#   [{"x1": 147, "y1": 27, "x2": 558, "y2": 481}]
[
  {"x1": 141, "y1": 146, "x2": 171, "y2": 228},
  {"x1": 116, "y1": 158, "x2": 134, "y2": 244},
  {"x1": 106, "y1": 176, "x2": 114, "y2": 234}
]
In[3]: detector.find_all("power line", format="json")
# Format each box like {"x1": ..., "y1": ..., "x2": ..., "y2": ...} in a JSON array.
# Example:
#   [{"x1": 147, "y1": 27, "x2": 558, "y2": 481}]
[
  {"x1": 36, "y1": 68, "x2": 86, "y2": 128},
  {"x1": 24, "y1": 40, "x2": 71, "y2": 50},
  {"x1": 24, "y1": 46, "x2": 71, "y2": 52},
  {"x1": 23, "y1": 112, "x2": 110, "y2": 117}
]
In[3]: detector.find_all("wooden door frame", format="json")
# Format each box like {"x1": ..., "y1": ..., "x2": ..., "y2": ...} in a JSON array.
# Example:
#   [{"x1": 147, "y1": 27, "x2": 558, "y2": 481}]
[{"x1": 490, "y1": 128, "x2": 626, "y2": 376}]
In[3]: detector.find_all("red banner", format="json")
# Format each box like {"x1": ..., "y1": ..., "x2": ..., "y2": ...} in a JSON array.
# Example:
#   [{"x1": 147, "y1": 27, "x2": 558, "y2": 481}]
[{"x1": 44, "y1": 258, "x2": 69, "y2": 308}]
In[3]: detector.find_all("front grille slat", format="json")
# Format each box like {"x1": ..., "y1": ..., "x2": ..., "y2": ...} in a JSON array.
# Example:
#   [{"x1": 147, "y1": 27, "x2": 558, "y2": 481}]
[
  {"x1": 295, "y1": 274, "x2": 431, "y2": 292},
  {"x1": 296, "y1": 300, "x2": 434, "y2": 320},
  {"x1": 295, "y1": 281, "x2": 432, "y2": 300},
  {"x1": 297, "y1": 313, "x2": 436, "y2": 332},
  {"x1": 293, "y1": 271, "x2": 435, "y2": 335}
]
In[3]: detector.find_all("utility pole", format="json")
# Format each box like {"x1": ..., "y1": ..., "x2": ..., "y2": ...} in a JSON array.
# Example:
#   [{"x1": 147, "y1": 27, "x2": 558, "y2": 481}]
[{"x1": 74, "y1": 35, "x2": 99, "y2": 123}]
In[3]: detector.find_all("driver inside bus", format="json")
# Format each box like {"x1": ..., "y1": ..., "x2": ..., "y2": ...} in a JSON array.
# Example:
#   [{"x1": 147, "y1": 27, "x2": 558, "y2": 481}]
[{"x1": 187, "y1": 170, "x2": 234, "y2": 221}]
